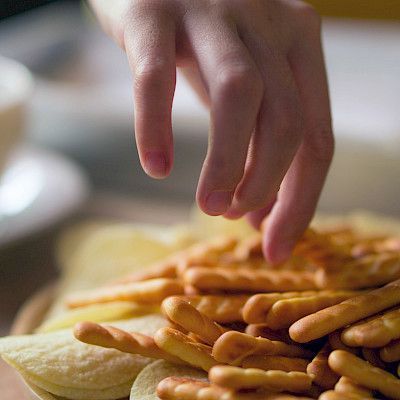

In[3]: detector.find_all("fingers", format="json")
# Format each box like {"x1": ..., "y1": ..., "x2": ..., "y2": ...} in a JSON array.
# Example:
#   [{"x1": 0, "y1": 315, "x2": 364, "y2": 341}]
[
  {"x1": 263, "y1": 11, "x2": 334, "y2": 264},
  {"x1": 124, "y1": 4, "x2": 177, "y2": 178},
  {"x1": 186, "y1": 16, "x2": 263, "y2": 216},
  {"x1": 226, "y1": 43, "x2": 304, "y2": 217}
]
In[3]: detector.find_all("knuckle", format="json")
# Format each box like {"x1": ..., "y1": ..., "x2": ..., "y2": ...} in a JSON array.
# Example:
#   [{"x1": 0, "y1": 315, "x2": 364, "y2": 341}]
[
  {"x1": 134, "y1": 59, "x2": 170, "y2": 91},
  {"x1": 216, "y1": 64, "x2": 263, "y2": 100},
  {"x1": 304, "y1": 122, "x2": 335, "y2": 162}
]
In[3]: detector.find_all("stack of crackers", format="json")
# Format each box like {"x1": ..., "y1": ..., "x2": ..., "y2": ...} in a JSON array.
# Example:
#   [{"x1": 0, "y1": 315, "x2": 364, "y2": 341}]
[{"x1": 1, "y1": 213, "x2": 400, "y2": 400}]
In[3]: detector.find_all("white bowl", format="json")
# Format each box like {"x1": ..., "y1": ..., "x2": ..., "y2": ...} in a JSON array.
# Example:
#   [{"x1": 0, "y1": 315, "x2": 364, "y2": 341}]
[{"x1": 0, "y1": 56, "x2": 34, "y2": 173}]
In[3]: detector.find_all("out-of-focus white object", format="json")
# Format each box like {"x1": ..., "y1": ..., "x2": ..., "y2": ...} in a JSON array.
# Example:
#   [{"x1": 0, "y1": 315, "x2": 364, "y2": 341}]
[
  {"x1": 0, "y1": 146, "x2": 89, "y2": 247},
  {"x1": 0, "y1": 56, "x2": 34, "y2": 173}
]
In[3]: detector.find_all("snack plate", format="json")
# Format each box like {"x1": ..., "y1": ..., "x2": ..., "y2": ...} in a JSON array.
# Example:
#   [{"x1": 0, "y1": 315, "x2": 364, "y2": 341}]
[{"x1": 10, "y1": 284, "x2": 58, "y2": 400}]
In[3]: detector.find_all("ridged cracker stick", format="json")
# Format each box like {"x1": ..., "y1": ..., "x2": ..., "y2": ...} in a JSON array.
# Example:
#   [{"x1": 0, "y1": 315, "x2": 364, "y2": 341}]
[
  {"x1": 329, "y1": 349, "x2": 400, "y2": 399},
  {"x1": 212, "y1": 331, "x2": 313, "y2": 365},
  {"x1": 328, "y1": 331, "x2": 359, "y2": 354},
  {"x1": 289, "y1": 278, "x2": 400, "y2": 343},
  {"x1": 316, "y1": 253, "x2": 400, "y2": 290},
  {"x1": 243, "y1": 291, "x2": 322, "y2": 324},
  {"x1": 318, "y1": 390, "x2": 373, "y2": 400},
  {"x1": 185, "y1": 267, "x2": 318, "y2": 293},
  {"x1": 245, "y1": 324, "x2": 293, "y2": 344},
  {"x1": 162, "y1": 297, "x2": 228, "y2": 345},
  {"x1": 334, "y1": 376, "x2": 374, "y2": 398},
  {"x1": 264, "y1": 291, "x2": 362, "y2": 329},
  {"x1": 157, "y1": 377, "x2": 285, "y2": 400},
  {"x1": 306, "y1": 343, "x2": 339, "y2": 390},
  {"x1": 242, "y1": 355, "x2": 308, "y2": 372},
  {"x1": 73, "y1": 321, "x2": 182, "y2": 364},
  {"x1": 66, "y1": 278, "x2": 184, "y2": 308},
  {"x1": 177, "y1": 294, "x2": 249, "y2": 323},
  {"x1": 342, "y1": 306, "x2": 400, "y2": 348},
  {"x1": 380, "y1": 338, "x2": 400, "y2": 362},
  {"x1": 154, "y1": 327, "x2": 218, "y2": 371},
  {"x1": 209, "y1": 365, "x2": 312, "y2": 392}
]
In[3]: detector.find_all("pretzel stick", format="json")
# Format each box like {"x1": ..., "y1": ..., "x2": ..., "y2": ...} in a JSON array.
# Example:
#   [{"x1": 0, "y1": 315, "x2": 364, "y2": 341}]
[
  {"x1": 318, "y1": 390, "x2": 373, "y2": 400},
  {"x1": 212, "y1": 331, "x2": 313, "y2": 365},
  {"x1": 154, "y1": 327, "x2": 218, "y2": 371},
  {"x1": 380, "y1": 338, "x2": 400, "y2": 362},
  {"x1": 156, "y1": 377, "x2": 282, "y2": 400},
  {"x1": 264, "y1": 291, "x2": 362, "y2": 329},
  {"x1": 329, "y1": 349, "x2": 400, "y2": 399},
  {"x1": 242, "y1": 355, "x2": 308, "y2": 372},
  {"x1": 184, "y1": 267, "x2": 318, "y2": 293},
  {"x1": 243, "y1": 291, "x2": 322, "y2": 324},
  {"x1": 306, "y1": 343, "x2": 339, "y2": 390},
  {"x1": 179, "y1": 294, "x2": 249, "y2": 323},
  {"x1": 73, "y1": 321, "x2": 182, "y2": 364},
  {"x1": 342, "y1": 307, "x2": 400, "y2": 348},
  {"x1": 209, "y1": 365, "x2": 312, "y2": 392},
  {"x1": 289, "y1": 278, "x2": 400, "y2": 343},
  {"x1": 162, "y1": 297, "x2": 228, "y2": 345},
  {"x1": 316, "y1": 253, "x2": 400, "y2": 290},
  {"x1": 66, "y1": 278, "x2": 184, "y2": 308}
]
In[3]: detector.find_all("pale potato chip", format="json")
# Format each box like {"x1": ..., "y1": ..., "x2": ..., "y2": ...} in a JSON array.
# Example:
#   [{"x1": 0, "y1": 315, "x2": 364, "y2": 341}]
[
  {"x1": 0, "y1": 315, "x2": 167, "y2": 399},
  {"x1": 20, "y1": 373, "x2": 62, "y2": 400},
  {"x1": 190, "y1": 206, "x2": 256, "y2": 240},
  {"x1": 130, "y1": 359, "x2": 207, "y2": 400},
  {"x1": 36, "y1": 302, "x2": 159, "y2": 333}
]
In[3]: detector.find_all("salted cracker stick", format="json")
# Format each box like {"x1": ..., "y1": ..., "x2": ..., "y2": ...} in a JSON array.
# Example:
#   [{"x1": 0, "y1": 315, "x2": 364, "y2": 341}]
[
  {"x1": 154, "y1": 327, "x2": 218, "y2": 371},
  {"x1": 329, "y1": 349, "x2": 400, "y2": 399},
  {"x1": 162, "y1": 297, "x2": 228, "y2": 345},
  {"x1": 289, "y1": 279, "x2": 400, "y2": 343},
  {"x1": 185, "y1": 267, "x2": 318, "y2": 293},
  {"x1": 212, "y1": 331, "x2": 313, "y2": 365},
  {"x1": 241, "y1": 355, "x2": 308, "y2": 372},
  {"x1": 73, "y1": 321, "x2": 182, "y2": 363},
  {"x1": 334, "y1": 376, "x2": 374, "y2": 398},
  {"x1": 209, "y1": 365, "x2": 312, "y2": 392},
  {"x1": 342, "y1": 306, "x2": 400, "y2": 348}
]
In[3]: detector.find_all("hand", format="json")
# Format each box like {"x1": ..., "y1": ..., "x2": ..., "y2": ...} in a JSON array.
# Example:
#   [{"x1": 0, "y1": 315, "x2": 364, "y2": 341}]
[{"x1": 89, "y1": 0, "x2": 334, "y2": 263}]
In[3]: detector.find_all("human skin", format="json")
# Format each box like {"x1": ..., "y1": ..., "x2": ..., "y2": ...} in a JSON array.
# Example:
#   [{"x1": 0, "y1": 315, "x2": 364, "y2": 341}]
[{"x1": 89, "y1": 0, "x2": 334, "y2": 264}]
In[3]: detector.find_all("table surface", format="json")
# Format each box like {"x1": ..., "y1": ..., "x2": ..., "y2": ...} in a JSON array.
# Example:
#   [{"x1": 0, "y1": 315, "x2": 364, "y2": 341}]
[{"x1": 0, "y1": 193, "x2": 190, "y2": 399}]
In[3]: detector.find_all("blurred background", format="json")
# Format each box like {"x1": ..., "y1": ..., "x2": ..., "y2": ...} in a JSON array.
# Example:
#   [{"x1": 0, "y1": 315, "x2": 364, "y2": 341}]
[{"x1": 0, "y1": 1, "x2": 399, "y2": 333}]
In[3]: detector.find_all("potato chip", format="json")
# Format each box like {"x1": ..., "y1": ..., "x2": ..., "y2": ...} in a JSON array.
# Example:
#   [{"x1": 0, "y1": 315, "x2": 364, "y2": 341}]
[
  {"x1": 130, "y1": 359, "x2": 207, "y2": 400},
  {"x1": 36, "y1": 302, "x2": 159, "y2": 333},
  {"x1": 190, "y1": 206, "x2": 256, "y2": 240},
  {"x1": 0, "y1": 315, "x2": 167, "y2": 399},
  {"x1": 19, "y1": 373, "x2": 62, "y2": 400}
]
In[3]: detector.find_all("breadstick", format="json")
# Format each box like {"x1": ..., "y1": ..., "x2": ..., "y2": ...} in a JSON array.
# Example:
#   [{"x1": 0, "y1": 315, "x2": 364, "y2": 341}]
[
  {"x1": 243, "y1": 291, "x2": 321, "y2": 324},
  {"x1": 380, "y1": 338, "x2": 400, "y2": 362},
  {"x1": 264, "y1": 291, "x2": 362, "y2": 329},
  {"x1": 334, "y1": 376, "x2": 374, "y2": 398},
  {"x1": 342, "y1": 307, "x2": 400, "y2": 348},
  {"x1": 328, "y1": 349, "x2": 400, "y2": 399},
  {"x1": 157, "y1": 377, "x2": 276, "y2": 400},
  {"x1": 179, "y1": 294, "x2": 249, "y2": 323},
  {"x1": 73, "y1": 321, "x2": 182, "y2": 364},
  {"x1": 184, "y1": 267, "x2": 318, "y2": 293},
  {"x1": 209, "y1": 365, "x2": 312, "y2": 392},
  {"x1": 242, "y1": 355, "x2": 308, "y2": 372},
  {"x1": 212, "y1": 331, "x2": 313, "y2": 365},
  {"x1": 162, "y1": 297, "x2": 228, "y2": 345},
  {"x1": 154, "y1": 327, "x2": 218, "y2": 371},
  {"x1": 245, "y1": 324, "x2": 293, "y2": 344},
  {"x1": 289, "y1": 279, "x2": 400, "y2": 343},
  {"x1": 306, "y1": 343, "x2": 339, "y2": 390},
  {"x1": 66, "y1": 278, "x2": 184, "y2": 308},
  {"x1": 317, "y1": 253, "x2": 400, "y2": 290}
]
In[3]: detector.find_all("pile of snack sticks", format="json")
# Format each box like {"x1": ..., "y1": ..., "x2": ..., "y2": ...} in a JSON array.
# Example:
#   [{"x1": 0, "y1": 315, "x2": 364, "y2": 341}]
[{"x1": 68, "y1": 227, "x2": 400, "y2": 399}]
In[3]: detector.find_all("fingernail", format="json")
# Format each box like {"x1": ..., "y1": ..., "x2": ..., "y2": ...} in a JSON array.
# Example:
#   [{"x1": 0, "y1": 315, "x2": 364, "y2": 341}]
[
  {"x1": 144, "y1": 151, "x2": 168, "y2": 178},
  {"x1": 205, "y1": 191, "x2": 232, "y2": 215},
  {"x1": 268, "y1": 241, "x2": 294, "y2": 265}
]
